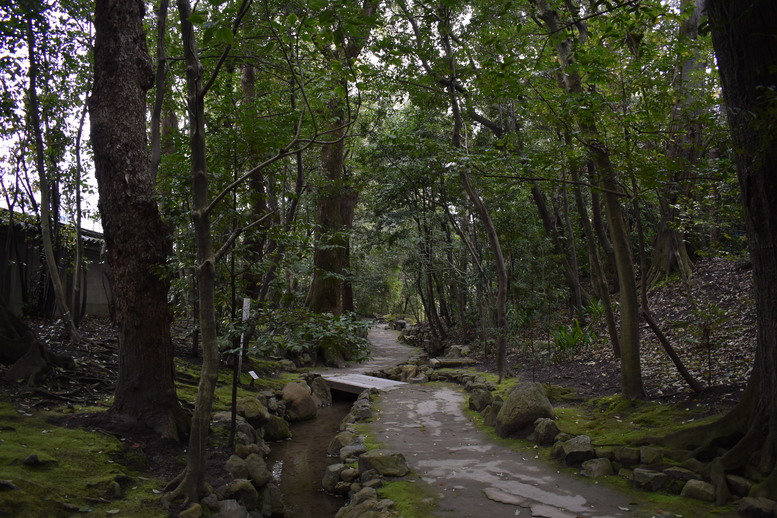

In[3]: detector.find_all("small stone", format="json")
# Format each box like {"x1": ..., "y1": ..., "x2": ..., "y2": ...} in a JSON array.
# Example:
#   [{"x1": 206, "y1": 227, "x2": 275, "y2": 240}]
[
  {"x1": 340, "y1": 441, "x2": 367, "y2": 462},
  {"x1": 201, "y1": 493, "x2": 219, "y2": 512},
  {"x1": 216, "y1": 498, "x2": 249, "y2": 518},
  {"x1": 225, "y1": 454, "x2": 248, "y2": 479},
  {"x1": 308, "y1": 376, "x2": 333, "y2": 408},
  {"x1": 680, "y1": 479, "x2": 715, "y2": 502},
  {"x1": 613, "y1": 446, "x2": 641, "y2": 465},
  {"x1": 633, "y1": 468, "x2": 668, "y2": 491},
  {"x1": 261, "y1": 483, "x2": 285, "y2": 517},
  {"x1": 340, "y1": 468, "x2": 359, "y2": 483},
  {"x1": 329, "y1": 433, "x2": 355, "y2": 457},
  {"x1": 223, "y1": 479, "x2": 259, "y2": 509},
  {"x1": 725, "y1": 473, "x2": 751, "y2": 497},
  {"x1": 738, "y1": 496, "x2": 777, "y2": 518},
  {"x1": 236, "y1": 397, "x2": 271, "y2": 428},
  {"x1": 483, "y1": 487, "x2": 527, "y2": 506},
  {"x1": 640, "y1": 446, "x2": 662, "y2": 465},
  {"x1": 178, "y1": 503, "x2": 202, "y2": 518},
  {"x1": 594, "y1": 447, "x2": 614, "y2": 460},
  {"x1": 680, "y1": 457, "x2": 705, "y2": 474},
  {"x1": 282, "y1": 382, "x2": 318, "y2": 422},
  {"x1": 663, "y1": 466, "x2": 699, "y2": 482},
  {"x1": 469, "y1": 389, "x2": 493, "y2": 413},
  {"x1": 334, "y1": 481, "x2": 351, "y2": 495},
  {"x1": 262, "y1": 415, "x2": 291, "y2": 442},
  {"x1": 322, "y1": 463, "x2": 346, "y2": 493},
  {"x1": 245, "y1": 453, "x2": 271, "y2": 488},
  {"x1": 581, "y1": 458, "x2": 614, "y2": 478},
  {"x1": 0, "y1": 480, "x2": 17, "y2": 491},
  {"x1": 562, "y1": 435, "x2": 595, "y2": 466},
  {"x1": 481, "y1": 402, "x2": 502, "y2": 427},
  {"x1": 359, "y1": 449, "x2": 409, "y2": 477},
  {"x1": 532, "y1": 418, "x2": 560, "y2": 446},
  {"x1": 618, "y1": 468, "x2": 634, "y2": 481}
]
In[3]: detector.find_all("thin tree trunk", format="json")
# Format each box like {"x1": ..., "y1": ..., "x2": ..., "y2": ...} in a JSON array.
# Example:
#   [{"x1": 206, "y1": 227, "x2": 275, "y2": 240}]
[
  {"x1": 166, "y1": 0, "x2": 220, "y2": 502},
  {"x1": 26, "y1": 15, "x2": 81, "y2": 342},
  {"x1": 631, "y1": 175, "x2": 703, "y2": 393},
  {"x1": 535, "y1": 0, "x2": 644, "y2": 399},
  {"x1": 570, "y1": 169, "x2": 621, "y2": 358}
]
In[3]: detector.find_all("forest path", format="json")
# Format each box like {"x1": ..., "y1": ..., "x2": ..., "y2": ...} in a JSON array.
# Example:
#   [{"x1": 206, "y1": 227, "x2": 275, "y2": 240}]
[{"x1": 362, "y1": 326, "x2": 674, "y2": 518}]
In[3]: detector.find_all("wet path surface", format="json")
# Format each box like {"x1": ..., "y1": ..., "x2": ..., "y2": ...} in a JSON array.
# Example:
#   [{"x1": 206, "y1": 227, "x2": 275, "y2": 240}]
[{"x1": 360, "y1": 326, "x2": 660, "y2": 518}]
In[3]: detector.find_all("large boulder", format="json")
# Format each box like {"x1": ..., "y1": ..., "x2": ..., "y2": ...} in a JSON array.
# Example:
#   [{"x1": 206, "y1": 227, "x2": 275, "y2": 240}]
[
  {"x1": 235, "y1": 397, "x2": 271, "y2": 428},
  {"x1": 262, "y1": 414, "x2": 291, "y2": 442},
  {"x1": 495, "y1": 381, "x2": 555, "y2": 438},
  {"x1": 358, "y1": 449, "x2": 409, "y2": 477},
  {"x1": 282, "y1": 382, "x2": 318, "y2": 422},
  {"x1": 308, "y1": 376, "x2": 333, "y2": 408}
]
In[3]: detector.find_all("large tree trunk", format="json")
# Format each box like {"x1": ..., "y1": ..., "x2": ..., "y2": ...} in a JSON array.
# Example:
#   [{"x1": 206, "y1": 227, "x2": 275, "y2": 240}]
[
  {"x1": 647, "y1": 0, "x2": 703, "y2": 286},
  {"x1": 673, "y1": 0, "x2": 777, "y2": 501},
  {"x1": 307, "y1": 0, "x2": 378, "y2": 315},
  {"x1": 91, "y1": 0, "x2": 186, "y2": 441}
]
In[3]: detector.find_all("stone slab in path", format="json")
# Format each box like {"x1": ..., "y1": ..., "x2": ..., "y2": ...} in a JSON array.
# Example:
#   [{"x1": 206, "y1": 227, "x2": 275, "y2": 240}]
[{"x1": 321, "y1": 373, "x2": 406, "y2": 394}]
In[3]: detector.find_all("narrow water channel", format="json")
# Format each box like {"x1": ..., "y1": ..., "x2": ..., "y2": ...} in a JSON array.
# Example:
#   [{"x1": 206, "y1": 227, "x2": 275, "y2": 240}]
[{"x1": 268, "y1": 395, "x2": 354, "y2": 518}]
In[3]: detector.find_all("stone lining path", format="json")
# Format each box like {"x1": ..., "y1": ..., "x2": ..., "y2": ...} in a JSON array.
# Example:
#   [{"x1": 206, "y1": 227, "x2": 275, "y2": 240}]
[{"x1": 360, "y1": 325, "x2": 679, "y2": 518}]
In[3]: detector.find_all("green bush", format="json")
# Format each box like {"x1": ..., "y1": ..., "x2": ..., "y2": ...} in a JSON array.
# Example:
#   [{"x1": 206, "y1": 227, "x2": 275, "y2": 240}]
[{"x1": 250, "y1": 307, "x2": 372, "y2": 362}]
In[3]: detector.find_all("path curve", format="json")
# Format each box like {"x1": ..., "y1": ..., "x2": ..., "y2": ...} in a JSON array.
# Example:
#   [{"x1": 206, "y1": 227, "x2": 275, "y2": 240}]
[{"x1": 361, "y1": 326, "x2": 669, "y2": 518}]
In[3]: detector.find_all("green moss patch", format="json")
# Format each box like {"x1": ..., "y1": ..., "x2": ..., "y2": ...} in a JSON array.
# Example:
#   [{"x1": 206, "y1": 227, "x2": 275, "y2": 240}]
[
  {"x1": 0, "y1": 403, "x2": 166, "y2": 518},
  {"x1": 378, "y1": 478, "x2": 438, "y2": 518},
  {"x1": 554, "y1": 394, "x2": 720, "y2": 446}
]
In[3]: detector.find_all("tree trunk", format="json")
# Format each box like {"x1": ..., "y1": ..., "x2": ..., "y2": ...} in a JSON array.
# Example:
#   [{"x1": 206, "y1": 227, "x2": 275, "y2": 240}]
[
  {"x1": 0, "y1": 295, "x2": 74, "y2": 384},
  {"x1": 307, "y1": 0, "x2": 379, "y2": 315},
  {"x1": 530, "y1": 184, "x2": 590, "y2": 311},
  {"x1": 689, "y1": 0, "x2": 777, "y2": 500},
  {"x1": 647, "y1": 0, "x2": 703, "y2": 286},
  {"x1": 91, "y1": 0, "x2": 186, "y2": 440},
  {"x1": 165, "y1": 0, "x2": 221, "y2": 502},
  {"x1": 571, "y1": 170, "x2": 621, "y2": 358},
  {"x1": 535, "y1": 0, "x2": 644, "y2": 399},
  {"x1": 25, "y1": 14, "x2": 81, "y2": 341}
]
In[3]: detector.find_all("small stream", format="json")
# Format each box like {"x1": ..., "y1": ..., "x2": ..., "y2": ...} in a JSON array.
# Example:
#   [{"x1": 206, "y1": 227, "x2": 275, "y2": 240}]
[{"x1": 268, "y1": 395, "x2": 355, "y2": 518}]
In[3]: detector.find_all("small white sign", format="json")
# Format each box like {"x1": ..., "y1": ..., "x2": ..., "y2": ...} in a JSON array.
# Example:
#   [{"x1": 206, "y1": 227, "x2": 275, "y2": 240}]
[{"x1": 248, "y1": 370, "x2": 259, "y2": 380}]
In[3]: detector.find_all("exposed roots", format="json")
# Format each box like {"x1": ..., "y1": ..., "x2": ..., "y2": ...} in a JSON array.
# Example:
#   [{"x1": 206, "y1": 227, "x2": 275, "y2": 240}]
[{"x1": 657, "y1": 383, "x2": 777, "y2": 501}]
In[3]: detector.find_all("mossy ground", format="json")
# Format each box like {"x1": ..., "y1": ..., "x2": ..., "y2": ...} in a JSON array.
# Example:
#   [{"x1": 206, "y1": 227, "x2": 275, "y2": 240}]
[
  {"x1": 0, "y1": 403, "x2": 166, "y2": 518},
  {"x1": 377, "y1": 477, "x2": 439, "y2": 518},
  {"x1": 0, "y1": 356, "x2": 296, "y2": 518}
]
